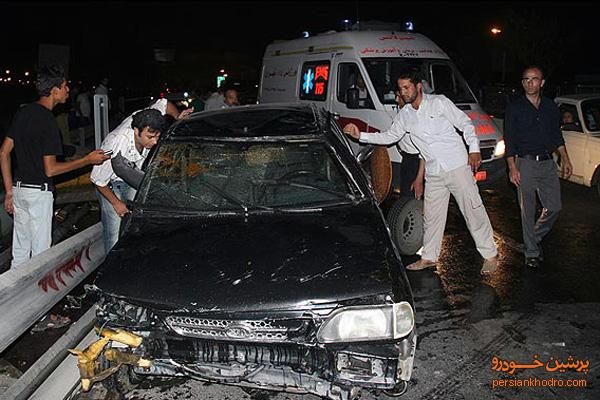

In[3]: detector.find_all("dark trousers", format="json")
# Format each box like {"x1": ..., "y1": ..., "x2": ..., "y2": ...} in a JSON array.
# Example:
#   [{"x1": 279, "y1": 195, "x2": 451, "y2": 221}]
[
  {"x1": 516, "y1": 158, "x2": 562, "y2": 258},
  {"x1": 394, "y1": 152, "x2": 420, "y2": 197}
]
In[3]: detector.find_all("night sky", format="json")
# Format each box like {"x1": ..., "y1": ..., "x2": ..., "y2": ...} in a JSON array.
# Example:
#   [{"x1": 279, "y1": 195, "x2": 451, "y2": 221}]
[{"x1": 1, "y1": 1, "x2": 598, "y2": 95}]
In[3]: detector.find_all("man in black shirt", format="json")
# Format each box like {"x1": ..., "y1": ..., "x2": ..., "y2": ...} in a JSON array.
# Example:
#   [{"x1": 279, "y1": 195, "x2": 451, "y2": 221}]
[
  {"x1": 504, "y1": 65, "x2": 572, "y2": 269},
  {"x1": 0, "y1": 65, "x2": 108, "y2": 267}
]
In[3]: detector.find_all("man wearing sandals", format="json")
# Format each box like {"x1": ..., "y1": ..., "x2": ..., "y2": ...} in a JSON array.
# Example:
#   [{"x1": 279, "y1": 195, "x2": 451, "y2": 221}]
[{"x1": 343, "y1": 69, "x2": 498, "y2": 274}]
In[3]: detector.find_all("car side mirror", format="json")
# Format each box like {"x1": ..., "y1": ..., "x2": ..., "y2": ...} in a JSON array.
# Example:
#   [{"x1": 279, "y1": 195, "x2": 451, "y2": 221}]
[
  {"x1": 111, "y1": 152, "x2": 144, "y2": 190},
  {"x1": 346, "y1": 88, "x2": 360, "y2": 109}
]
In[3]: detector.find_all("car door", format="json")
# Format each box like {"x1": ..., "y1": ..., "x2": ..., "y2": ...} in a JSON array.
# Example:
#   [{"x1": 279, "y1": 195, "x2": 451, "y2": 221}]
[{"x1": 331, "y1": 59, "x2": 378, "y2": 137}]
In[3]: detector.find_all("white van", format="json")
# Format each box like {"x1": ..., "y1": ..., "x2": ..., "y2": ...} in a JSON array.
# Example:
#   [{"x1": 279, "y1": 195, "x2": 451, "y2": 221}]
[{"x1": 259, "y1": 25, "x2": 506, "y2": 254}]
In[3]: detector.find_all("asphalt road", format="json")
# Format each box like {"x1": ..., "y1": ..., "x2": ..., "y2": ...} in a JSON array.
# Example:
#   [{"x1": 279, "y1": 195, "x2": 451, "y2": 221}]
[{"x1": 72, "y1": 176, "x2": 600, "y2": 400}]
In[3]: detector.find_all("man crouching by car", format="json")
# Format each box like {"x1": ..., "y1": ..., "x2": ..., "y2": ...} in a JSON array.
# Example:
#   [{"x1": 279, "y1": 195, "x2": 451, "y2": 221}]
[{"x1": 90, "y1": 99, "x2": 192, "y2": 252}]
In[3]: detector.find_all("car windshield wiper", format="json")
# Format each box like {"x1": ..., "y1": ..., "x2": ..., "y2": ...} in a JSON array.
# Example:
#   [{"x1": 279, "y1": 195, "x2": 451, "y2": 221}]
[
  {"x1": 262, "y1": 178, "x2": 349, "y2": 199},
  {"x1": 195, "y1": 178, "x2": 277, "y2": 213},
  {"x1": 268, "y1": 195, "x2": 366, "y2": 212},
  {"x1": 128, "y1": 202, "x2": 227, "y2": 216}
]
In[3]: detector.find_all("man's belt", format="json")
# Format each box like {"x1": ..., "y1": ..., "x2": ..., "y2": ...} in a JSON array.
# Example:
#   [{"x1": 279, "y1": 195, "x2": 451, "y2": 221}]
[
  {"x1": 13, "y1": 181, "x2": 53, "y2": 191},
  {"x1": 517, "y1": 153, "x2": 552, "y2": 161}
]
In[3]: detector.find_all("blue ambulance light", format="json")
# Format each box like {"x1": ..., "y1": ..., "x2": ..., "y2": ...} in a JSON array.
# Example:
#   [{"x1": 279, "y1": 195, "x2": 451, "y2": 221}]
[{"x1": 405, "y1": 21, "x2": 414, "y2": 31}]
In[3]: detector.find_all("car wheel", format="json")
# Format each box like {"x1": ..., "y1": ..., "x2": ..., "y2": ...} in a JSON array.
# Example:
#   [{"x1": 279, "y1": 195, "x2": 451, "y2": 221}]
[{"x1": 386, "y1": 197, "x2": 424, "y2": 256}]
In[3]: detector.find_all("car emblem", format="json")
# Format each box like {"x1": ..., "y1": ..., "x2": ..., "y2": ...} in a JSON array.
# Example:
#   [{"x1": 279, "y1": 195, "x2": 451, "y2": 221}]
[{"x1": 225, "y1": 324, "x2": 254, "y2": 339}]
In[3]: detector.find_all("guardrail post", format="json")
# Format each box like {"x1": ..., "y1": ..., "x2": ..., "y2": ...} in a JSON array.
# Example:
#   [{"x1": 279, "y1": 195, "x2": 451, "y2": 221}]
[{"x1": 93, "y1": 94, "x2": 109, "y2": 149}]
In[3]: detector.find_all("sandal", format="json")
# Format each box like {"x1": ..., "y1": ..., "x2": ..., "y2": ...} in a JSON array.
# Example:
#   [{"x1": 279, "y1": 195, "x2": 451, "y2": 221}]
[
  {"x1": 31, "y1": 313, "x2": 71, "y2": 332},
  {"x1": 406, "y1": 259, "x2": 436, "y2": 271}
]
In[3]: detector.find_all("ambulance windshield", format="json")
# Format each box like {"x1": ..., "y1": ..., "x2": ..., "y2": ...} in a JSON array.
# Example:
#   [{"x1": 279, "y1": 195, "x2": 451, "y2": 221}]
[{"x1": 362, "y1": 58, "x2": 476, "y2": 105}]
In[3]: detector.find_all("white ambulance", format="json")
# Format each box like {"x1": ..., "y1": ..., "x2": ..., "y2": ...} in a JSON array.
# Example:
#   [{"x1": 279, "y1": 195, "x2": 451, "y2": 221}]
[{"x1": 258, "y1": 24, "x2": 506, "y2": 255}]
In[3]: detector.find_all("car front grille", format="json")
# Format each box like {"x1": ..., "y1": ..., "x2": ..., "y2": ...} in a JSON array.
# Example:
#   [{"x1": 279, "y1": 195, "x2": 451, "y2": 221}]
[
  {"x1": 165, "y1": 316, "x2": 307, "y2": 343},
  {"x1": 165, "y1": 337, "x2": 328, "y2": 373}
]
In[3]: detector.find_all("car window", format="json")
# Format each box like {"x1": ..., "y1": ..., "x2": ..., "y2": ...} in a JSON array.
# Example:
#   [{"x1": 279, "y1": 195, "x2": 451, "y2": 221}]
[
  {"x1": 336, "y1": 63, "x2": 375, "y2": 109},
  {"x1": 362, "y1": 58, "x2": 476, "y2": 104},
  {"x1": 558, "y1": 103, "x2": 583, "y2": 133},
  {"x1": 581, "y1": 99, "x2": 600, "y2": 132},
  {"x1": 139, "y1": 140, "x2": 356, "y2": 211}
]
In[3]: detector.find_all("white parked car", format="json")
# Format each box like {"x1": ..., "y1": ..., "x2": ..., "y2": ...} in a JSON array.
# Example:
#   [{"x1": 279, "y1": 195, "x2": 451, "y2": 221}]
[{"x1": 554, "y1": 94, "x2": 600, "y2": 195}]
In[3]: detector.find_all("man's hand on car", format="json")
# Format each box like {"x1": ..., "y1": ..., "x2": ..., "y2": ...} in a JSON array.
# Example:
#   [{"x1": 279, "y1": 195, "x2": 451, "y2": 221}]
[
  {"x1": 342, "y1": 123, "x2": 360, "y2": 139},
  {"x1": 178, "y1": 108, "x2": 194, "y2": 119},
  {"x1": 112, "y1": 199, "x2": 130, "y2": 218}
]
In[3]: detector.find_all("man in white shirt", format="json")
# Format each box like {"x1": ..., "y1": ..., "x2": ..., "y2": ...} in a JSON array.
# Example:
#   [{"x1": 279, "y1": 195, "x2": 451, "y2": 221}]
[
  {"x1": 90, "y1": 99, "x2": 192, "y2": 251},
  {"x1": 204, "y1": 87, "x2": 224, "y2": 110},
  {"x1": 343, "y1": 69, "x2": 498, "y2": 274},
  {"x1": 75, "y1": 87, "x2": 92, "y2": 126}
]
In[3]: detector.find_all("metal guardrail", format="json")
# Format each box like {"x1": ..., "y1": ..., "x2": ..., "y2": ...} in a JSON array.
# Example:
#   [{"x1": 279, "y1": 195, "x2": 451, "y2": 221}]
[{"x1": 0, "y1": 222, "x2": 105, "y2": 353}]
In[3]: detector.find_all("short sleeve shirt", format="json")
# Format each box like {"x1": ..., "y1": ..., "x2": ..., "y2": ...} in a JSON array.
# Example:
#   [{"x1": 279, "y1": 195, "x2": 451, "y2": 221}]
[{"x1": 7, "y1": 103, "x2": 63, "y2": 185}]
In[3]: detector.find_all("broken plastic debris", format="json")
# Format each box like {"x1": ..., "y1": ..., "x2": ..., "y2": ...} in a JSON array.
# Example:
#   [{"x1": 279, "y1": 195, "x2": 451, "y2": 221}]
[
  {"x1": 68, "y1": 337, "x2": 110, "y2": 382},
  {"x1": 81, "y1": 363, "x2": 123, "y2": 391},
  {"x1": 104, "y1": 348, "x2": 152, "y2": 368},
  {"x1": 68, "y1": 337, "x2": 110, "y2": 365},
  {"x1": 96, "y1": 326, "x2": 143, "y2": 347}
]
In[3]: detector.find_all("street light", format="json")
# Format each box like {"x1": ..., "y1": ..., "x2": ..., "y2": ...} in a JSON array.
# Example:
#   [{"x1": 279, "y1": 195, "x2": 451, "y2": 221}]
[{"x1": 490, "y1": 26, "x2": 506, "y2": 84}]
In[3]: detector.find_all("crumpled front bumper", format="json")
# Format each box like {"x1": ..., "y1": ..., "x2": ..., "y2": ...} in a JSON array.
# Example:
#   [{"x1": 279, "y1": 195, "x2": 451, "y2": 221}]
[{"x1": 130, "y1": 329, "x2": 416, "y2": 400}]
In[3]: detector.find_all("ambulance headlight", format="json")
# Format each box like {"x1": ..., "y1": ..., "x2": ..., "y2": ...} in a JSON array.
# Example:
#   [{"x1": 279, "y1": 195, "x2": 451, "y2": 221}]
[
  {"x1": 494, "y1": 139, "x2": 505, "y2": 157},
  {"x1": 317, "y1": 302, "x2": 414, "y2": 343}
]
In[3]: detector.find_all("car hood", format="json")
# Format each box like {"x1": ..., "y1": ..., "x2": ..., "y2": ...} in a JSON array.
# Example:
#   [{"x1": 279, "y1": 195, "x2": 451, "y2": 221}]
[{"x1": 94, "y1": 204, "x2": 410, "y2": 313}]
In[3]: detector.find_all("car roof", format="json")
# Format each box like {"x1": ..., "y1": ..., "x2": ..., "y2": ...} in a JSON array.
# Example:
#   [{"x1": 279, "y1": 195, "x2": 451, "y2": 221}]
[
  {"x1": 554, "y1": 93, "x2": 600, "y2": 102},
  {"x1": 168, "y1": 103, "x2": 326, "y2": 138}
]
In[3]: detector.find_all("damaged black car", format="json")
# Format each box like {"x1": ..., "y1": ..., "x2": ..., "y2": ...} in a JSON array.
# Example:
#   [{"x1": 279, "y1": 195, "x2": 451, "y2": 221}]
[{"x1": 89, "y1": 104, "x2": 417, "y2": 399}]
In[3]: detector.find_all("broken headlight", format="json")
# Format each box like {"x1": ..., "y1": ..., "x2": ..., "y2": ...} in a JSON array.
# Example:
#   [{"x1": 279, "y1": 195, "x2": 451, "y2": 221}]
[
  {"x1": 96, "y1": 295, "x2": 163, "y2": 330},
  {"x1": 317, "y1": 302, "x2": 414, "y2": 343}
]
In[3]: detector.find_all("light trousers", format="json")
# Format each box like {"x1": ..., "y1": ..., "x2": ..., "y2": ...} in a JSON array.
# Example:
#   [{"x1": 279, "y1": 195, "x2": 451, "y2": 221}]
[
  {"x1": 97, "y1": 180, "x2": 135, "y2": 253},
  {"x1": 421, "y1": 165, "x2": 497, "y2": 261},
  {"x1": 11, "y1": 187, "x2": 54, "y2": 267}
]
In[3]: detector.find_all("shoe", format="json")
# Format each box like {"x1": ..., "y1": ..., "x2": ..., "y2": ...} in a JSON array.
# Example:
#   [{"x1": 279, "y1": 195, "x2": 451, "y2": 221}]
[
  {"x1": 481, "y1": 256, "x2": 498, "y2": 274},
  {"x1": 31, "y1": 313, "x2": 71, "y2": 333},
  {"x1": 406, "y1": 259, "x2": 436, "y2": 271},
  {"x1": 525, "y1": 257, "x2": 540, "y2": 270}
]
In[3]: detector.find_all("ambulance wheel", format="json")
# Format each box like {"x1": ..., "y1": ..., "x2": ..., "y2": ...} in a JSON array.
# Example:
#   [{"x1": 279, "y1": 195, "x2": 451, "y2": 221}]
[{"x1": 386, "y1": 197, "x2": 423, "y2": 256}]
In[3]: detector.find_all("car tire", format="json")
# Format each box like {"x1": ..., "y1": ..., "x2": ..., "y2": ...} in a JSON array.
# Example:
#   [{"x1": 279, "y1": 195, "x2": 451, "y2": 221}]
[{"x1": 386, "y1": 197, "x2": 424, "y2": 256}]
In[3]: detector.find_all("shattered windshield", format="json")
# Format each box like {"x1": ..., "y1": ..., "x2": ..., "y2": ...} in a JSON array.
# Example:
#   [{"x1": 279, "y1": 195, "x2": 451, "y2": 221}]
[
  {"x1": 138, "y1": 140, "x2": 357, "y2": 211},
  {"x1": 362, "y1": 58, "x2": 476, "y2": 104}
]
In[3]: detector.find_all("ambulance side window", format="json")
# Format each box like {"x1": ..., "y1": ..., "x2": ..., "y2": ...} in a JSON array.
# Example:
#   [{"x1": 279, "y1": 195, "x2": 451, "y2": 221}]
[
  {"x1": 299, "y1": 61, "x2": 330, "y2": 101},
  {"x1": 336, "y1": 63, "x2": 374, "y2": 109}
]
